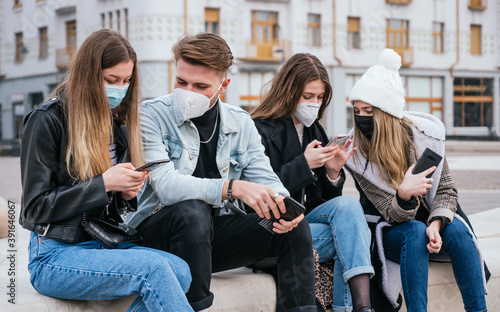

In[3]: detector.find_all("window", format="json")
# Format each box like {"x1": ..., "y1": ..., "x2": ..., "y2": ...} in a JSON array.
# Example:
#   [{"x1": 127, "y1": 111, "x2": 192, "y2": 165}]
[
  {"x1": 124, "y1": 8, "x2": 129, "y2": 38},
  {"x1": 404, "y1": 76, "x2": 444, "y2": 120},
  {"x1": 387, "y1": 19, "x2": 409, "y2": 49},
  {"x1": 308, "y1": 14, "x2": 321, "y2": 47},
  {"x1": 66, "y1": 21, "x2": 77, "y2": 57},
  {"x1": 239, "y1": 71, "x2": 275, "y2": 111},
  {"x1": 387, "y1": 19, "x2": 413, "y2": 65},
  {"x1": 453, "y1": 78, "x2": 493, "y2": 127},
  {"x1": 101, "y1": 13, "x2": 105, "y2": 28},
  {"x1": 117, "y1": 10, "x2": 121, "y2": 33},
  {"x1": 39, "y1": 27, "x2": 48, "y2": 59},
  {"x1": 432, "y1": 22, "x2": 444, "y2": 53},
  {"x1": 347, "y1": 17, "x2": 360, "y2": 49},
  {"x1": 252, "y1": 11, "x2": 279, "y2": 44},
  {"x1": 205, "y1": 8, "x2": 220, "y2": 35},
  {"x1": 251, "y1": 11, "x2": 279, "y2": 59},
  {"x1": 470, "y1": 25, "x2": 481, "y2": 55},
  {"x1": 109, "y1": 12, "x2": 113, "y2": 29},
  {"x1": 15, "y1": 32, "x2": 23, "y2": 63}
]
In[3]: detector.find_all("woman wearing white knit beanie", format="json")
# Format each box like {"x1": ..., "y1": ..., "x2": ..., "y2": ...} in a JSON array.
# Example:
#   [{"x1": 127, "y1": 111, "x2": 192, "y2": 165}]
[{"x1": 345, "y1": 49, "x2": 489, "y2": 311}]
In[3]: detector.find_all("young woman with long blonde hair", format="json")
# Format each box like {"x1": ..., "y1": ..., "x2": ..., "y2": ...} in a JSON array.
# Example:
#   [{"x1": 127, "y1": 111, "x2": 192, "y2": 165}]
[
  {"x1": 346, "y1": 49, "x2": 488, "y2": 311},
  {"x1": 20, "y1": 29, "x2": 192, "y2": 312}
]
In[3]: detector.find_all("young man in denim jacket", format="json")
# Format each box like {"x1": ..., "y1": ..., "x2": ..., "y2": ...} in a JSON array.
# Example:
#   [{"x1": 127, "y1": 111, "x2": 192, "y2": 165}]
[{"x1": 126, "y1": 33, "x2": 316, "y2": 312}]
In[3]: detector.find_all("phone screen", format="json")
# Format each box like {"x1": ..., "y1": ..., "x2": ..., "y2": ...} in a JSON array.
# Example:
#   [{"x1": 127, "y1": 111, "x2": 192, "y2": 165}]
[{"x1": 326, "y1": 134, "x2": 350, "y2": 148}]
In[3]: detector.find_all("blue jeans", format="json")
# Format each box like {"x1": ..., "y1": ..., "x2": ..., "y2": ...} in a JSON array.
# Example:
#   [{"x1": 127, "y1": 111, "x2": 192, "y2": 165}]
[
  {"x1": 28, "y1": 233, "x2": 193, "y2": 312},
  {"x1": 383, "y1": 219, "x2": 487, "y2": 312},
  {"x1": 306, "y1": 196, "x2": 374, "y2": 312}
]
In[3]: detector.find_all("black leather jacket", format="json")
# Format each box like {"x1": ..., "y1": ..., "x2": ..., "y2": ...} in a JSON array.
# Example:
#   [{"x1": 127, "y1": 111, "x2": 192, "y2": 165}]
[
  {"x1": 254, "y1": 115, "x2": 345, "y2": 214},
  {"x1": 20, "y1": 96, "x2": 136, "y2": 243}
]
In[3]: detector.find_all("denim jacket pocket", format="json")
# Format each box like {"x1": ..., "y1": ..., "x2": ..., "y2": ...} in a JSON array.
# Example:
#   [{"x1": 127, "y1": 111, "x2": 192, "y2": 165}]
[
  {"x1": 163, "y1": 136, "x2": 183, "y2": 159},
  {"x1": 229, "y1": 151, "x2": 250, "y2": 172}
]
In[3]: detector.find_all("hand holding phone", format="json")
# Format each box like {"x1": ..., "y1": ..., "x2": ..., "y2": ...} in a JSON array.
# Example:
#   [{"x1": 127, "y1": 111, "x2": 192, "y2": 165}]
[
  {"x1": 258, "y1": 196, "x2": 306, "y2": 234},
  {"x1": 412, "y1": 148, "x2": 442, "y2": 178},
  {"x1": 326, "y1": 134, "x2": 350, "y2": 148},
  {"x1": 135, "y1": 159, "x2": 170, "y2": 171}
]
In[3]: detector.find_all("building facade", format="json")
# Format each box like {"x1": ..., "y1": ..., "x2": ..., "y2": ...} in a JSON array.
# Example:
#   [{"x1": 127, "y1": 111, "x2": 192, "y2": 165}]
[{"x1": 1, "y1": 0, "x2": 499, "y2": 142}]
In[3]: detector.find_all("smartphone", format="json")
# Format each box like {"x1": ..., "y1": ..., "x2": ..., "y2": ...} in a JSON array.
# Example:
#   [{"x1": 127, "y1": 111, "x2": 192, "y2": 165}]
[
  {"x1": 412, "y1": 148, "x2": 442, "y2": 178},
  {"x1": 135, "y1": 159, "x2": 170, "y2": 171},
  {"x1": 326, "y1": 134, "x2": 350, "y2": 148},
  {"x1": 258, "y1": 196, "x2": 306, "y2": 234}
]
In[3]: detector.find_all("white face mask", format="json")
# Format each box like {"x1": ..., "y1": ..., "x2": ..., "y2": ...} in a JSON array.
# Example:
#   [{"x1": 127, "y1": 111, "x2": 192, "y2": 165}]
[
  {"x1": 294, "y1": 102, "x2": 321, "y2": 127},
  {"x1": 174, "y1": 82, "x2": 223, "y2": 120}
]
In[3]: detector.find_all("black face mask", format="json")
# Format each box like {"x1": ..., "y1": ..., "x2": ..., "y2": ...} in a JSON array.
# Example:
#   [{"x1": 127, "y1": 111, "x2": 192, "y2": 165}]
[{"x1": 355, "y1": 115, "x2": 374, "y2": 140}]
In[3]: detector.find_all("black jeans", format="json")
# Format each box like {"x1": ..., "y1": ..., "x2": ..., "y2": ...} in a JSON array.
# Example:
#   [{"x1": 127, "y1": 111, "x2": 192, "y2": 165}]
[{"x1": 137, "y1": 199, "x2": 316, "y2": 312}]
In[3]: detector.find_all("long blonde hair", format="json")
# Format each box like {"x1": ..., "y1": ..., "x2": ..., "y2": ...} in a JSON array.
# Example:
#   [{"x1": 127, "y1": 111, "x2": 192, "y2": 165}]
[
  {"x1": 51, "y1": 29, "x2": 144, "y2": 181},
  {"x1": 354, "y1": 107, "x2": 415, "y2": 189}
]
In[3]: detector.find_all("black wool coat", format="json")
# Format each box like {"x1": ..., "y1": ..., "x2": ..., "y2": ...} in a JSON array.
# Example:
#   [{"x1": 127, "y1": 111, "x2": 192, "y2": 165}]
[{"x1": 254, "y1": 115, "x2": 344, "y2": 214}]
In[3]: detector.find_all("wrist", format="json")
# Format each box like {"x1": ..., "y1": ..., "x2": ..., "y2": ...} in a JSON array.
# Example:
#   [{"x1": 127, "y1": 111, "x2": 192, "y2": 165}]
[
  {"x1": 326, "y1": 168, "x2": 340, "y2": 180},
  {"x1": 227, "y1": 179, "x2": 236, "y2": 202},
  {"x1": 397, "y1": 187, "x2": 412, "y2": 201}
]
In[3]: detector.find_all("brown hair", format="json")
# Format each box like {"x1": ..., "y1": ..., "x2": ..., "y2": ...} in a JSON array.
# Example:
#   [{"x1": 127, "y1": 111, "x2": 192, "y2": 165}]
[
  {"x1": 52, "y1": 29, "x2": 144, "y2": 181},
  {"x1": 172, "y1": 33, "x2": 234, "y2": 76},
  {"x1": 353, "y1": 107, "x2": 415, "y2": 189},
  {"x1": 251, "y1": 53, "x2": 332, "y2": 120}
]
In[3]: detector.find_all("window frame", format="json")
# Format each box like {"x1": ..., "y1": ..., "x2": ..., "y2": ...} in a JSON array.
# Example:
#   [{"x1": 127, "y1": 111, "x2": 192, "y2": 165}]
[
  {"x1": 15, "y1": 32, "x2": 23, "y2": 63},
  {"x1": 307, "y1": 13, "x2": 321, "y2": 47},
  {"x1": 39, "y1": 27, "x2": 48, "y2": 59},
  {"x1": 470, "y1": 24, "x2": 482, "y2": 55},
  {"x1": 205, "y1": 8, "x2": 220, "y2": 35},
  {"x1": 432, "y1": 22, "x2": 444, "y2": 53},
  {"x1": 347, "y1": 17, "x2": 361, "y2": 49}
]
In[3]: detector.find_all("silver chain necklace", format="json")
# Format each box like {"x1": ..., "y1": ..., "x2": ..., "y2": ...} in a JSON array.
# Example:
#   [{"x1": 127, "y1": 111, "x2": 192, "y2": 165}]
[{"x1": 200, "y1": 105, "x2": 219, "y2": 144}]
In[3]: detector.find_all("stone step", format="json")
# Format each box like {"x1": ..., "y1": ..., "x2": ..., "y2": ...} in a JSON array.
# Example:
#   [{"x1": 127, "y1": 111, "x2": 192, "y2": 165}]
[{"x1": 1, "y1": 207, "x2": 499, "y2": 311}]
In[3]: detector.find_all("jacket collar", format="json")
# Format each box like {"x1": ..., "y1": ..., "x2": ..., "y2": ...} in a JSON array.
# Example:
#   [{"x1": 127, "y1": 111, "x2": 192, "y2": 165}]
[{"x1": 260, "y1": 115, "x2": 302, "y2": 155}]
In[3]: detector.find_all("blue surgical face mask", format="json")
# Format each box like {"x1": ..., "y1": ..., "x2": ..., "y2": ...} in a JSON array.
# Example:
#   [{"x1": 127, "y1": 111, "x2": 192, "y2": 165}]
[{"x1": 105, "y1": 84, "x2": 129, "y2": 109}]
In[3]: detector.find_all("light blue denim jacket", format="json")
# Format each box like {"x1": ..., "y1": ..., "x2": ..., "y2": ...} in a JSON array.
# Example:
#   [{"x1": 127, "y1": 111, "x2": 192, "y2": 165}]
[{"x1": 125, "y1": 94, "x2": 289, "y2": 228}]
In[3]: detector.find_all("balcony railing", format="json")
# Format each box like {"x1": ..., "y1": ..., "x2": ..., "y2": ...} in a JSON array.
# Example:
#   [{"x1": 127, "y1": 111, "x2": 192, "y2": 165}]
[
  {"x1": 244, "y1": 40, "x2": 291, "y2": 62},
  {"x1": 56, "y1": 47, "x2": 76, "y2": 69},
  {"x1": 468, "y1": 0, "x2": 487, "y2": 10},
  {"x1": 392, "y1": 47, "x2": 414, "y2": 66}
]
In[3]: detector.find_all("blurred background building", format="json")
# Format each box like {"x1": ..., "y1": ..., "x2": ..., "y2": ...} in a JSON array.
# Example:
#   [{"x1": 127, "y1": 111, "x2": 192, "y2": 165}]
[{"x1": 0, "y1": 0, "x2": 499, "y2": 145}]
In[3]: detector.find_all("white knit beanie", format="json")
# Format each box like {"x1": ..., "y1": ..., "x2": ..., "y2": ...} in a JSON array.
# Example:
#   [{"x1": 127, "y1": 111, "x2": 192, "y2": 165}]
[{"x1": 349, "y1": 49, "x2": 405, "y2": 119}]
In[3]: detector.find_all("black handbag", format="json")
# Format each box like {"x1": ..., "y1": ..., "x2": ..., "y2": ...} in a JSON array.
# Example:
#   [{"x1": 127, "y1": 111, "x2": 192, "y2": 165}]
[
  {"x1": 82, "y1": 193, "x2": 142, "y2": 249},
  {"x1": 83, "y1": 218, "x2": 142, "y2": 249}
]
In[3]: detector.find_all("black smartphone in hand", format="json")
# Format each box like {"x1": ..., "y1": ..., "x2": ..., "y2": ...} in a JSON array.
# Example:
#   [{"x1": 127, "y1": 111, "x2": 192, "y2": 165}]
[
  {"x1": 412, "y1": 148, "x2": 442, "y2": 178},
  {"x1": 135, "y1": 159, "x2": 170, "y2": 171},
  {"x1": 258, "y1": 196, "x2": 306, "y2": 234}
]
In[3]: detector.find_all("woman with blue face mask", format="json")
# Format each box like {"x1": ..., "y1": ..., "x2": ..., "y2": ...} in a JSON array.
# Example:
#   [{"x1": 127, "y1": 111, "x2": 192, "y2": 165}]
[
  {"x1": 19, "y1": 29, "x2": 193, "y2": 311},
  {"x1": 252, "y1": 53, "x2": 374, "y2": 312}
]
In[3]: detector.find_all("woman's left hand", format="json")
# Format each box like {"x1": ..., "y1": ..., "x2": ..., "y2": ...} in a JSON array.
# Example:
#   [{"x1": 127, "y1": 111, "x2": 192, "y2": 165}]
[
  {"x1": 325, "y1": 139, "x2": 356, "y2": 179},
  {"x1": 426, "y1": 219, "x2": 443, "y2": 253}
]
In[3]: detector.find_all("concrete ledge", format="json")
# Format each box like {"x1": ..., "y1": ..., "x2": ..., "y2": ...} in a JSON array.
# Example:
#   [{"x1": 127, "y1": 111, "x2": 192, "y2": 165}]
[{"x1": 1, "y1": 208, "x2": 499, "y2": 311}]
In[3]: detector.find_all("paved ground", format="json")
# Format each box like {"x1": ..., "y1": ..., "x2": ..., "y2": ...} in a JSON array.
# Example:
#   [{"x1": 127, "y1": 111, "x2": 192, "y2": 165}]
[{"x1": 1, "y1": 140, "x2": 499, "y2": 216}]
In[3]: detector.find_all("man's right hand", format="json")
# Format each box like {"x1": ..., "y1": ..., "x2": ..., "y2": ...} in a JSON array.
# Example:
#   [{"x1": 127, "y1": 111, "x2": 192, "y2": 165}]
[{"x1": 226, "y1": 180, "x2": 286, "y2": 220}]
